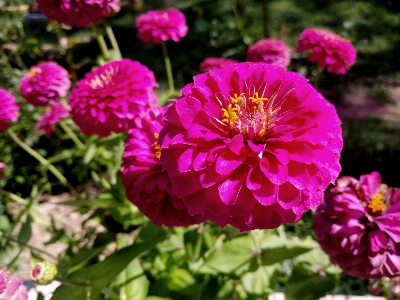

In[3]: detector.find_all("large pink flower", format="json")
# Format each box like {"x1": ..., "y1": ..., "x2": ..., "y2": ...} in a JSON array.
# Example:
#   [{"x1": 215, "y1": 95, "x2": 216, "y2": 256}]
[
  {"x1": 314, "y1": 171, "x2": 400, "y2": 279},
  {"x1": 159, "y1": 62, "x2": 342, "y2": 231},
  {"x1": 20, "y1": 62, "x2": 71, "y2": 107},
  {"x1": 296, "y1": 28, "x2": 357, "y2": 75},
  {"x1": 120, "y1": 106, "x2": 205, "y2": 227},
  {"x1": 246, "y1": 38, "x2": 291, "y2": 69},
  {"x1": 136, "y1": 8, "x2": 188, "y2": 44},
  {"x1": 200, "y1": 57, "x2": 239, "y2": 72},
  {"x1": 37, "y1": 0, "x2": 120, "y2": 28},
  {"x1": 0, "y1": 88, "x2": 19, "y2": 131},
  {"x1": 37, "y1": 103, "x2": 69, "y2": 137},
  {"x1": 0, "y1": 268, "x2": 28, "y2": 300},
  {"x1": 69, "y1": 59, "x2": 158, "y2": 137}
]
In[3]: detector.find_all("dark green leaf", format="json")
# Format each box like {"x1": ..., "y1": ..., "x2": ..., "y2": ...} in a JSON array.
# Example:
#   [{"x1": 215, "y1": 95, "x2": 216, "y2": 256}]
[{"x1": 18, "y1": 215, "x2": 31, "y2": 244}]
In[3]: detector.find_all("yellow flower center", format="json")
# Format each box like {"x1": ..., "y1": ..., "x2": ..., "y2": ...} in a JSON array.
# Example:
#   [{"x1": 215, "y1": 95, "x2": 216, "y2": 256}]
[
  {"x1": 152, "y1": 132, "x2": 161, "y2": 159},
  {"x1": 28, "y1": 67, "x2": 41, "y2": 77},
  {"x1": 368, "y1": 193, "x2": 387, "y2": 214}
]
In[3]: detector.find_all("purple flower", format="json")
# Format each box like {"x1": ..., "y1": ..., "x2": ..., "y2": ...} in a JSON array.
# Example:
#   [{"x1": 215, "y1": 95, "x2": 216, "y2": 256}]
[
  {"x1": 199, "y1": 57, "x2": 239, "y2": 72},
  {"x1": 20, "y1": 62, "x2": 71, "y2": 107},
  {"x1": 246, "y1": 38, "x2": 291, "y2": 69},
  {"x1": 0, "y1": 88, "x2": 19, "y2": 131},
  {"x1": 0, "y1": 268, "x2": 28, "y2": 300},
  {"x1": 315, "y1": 171, "x2": 400, "y2": 279},
  {"x1": 37, "y1": 103, "x2": 69, "y2": 137}
]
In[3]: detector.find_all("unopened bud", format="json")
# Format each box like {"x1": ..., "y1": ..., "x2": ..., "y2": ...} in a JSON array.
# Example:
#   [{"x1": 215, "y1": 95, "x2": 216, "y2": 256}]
[{"x1": 30, "y1": 262, "x2": 58, "y2": 285}]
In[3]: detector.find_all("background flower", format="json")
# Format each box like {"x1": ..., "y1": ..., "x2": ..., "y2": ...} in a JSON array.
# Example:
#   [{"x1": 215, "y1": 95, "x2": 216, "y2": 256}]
[
  {"x1": 136, "y1": 8, "x2": 188, "y2": 44},
  {"x1": 0, "y1": 268, "x2": 28, "y2": 300},
  {"x1": 20, "y1": 62, "x2": 71, "y2": 107},
  {"x1": 37, "y1": 103, "x2": 69, "y2": 137},
  {"x1": 199, "y1": 57, "x2": 239, "y2": 72},
  {"x1": 36, "y1": 0, "x2": 120, "y2": 28},
  {"x1": 69, "y1": 59, "x2": 158, "y2": 137},
  {"x1": 296, "y1": 28, "x2": 357, "y2": 75},
  {"x1": 246, "y1": 38, "x2": 291, "y2": 69},
  {"x1": 159, "y1": 62, "x2": 342, "y2": 231},
  {"x1": 0, "y1": 88, "x2": 19, "y2": 131},
  {"x1": 120, "y1": 106, "x2": 205, "y2": 227},
  {"x1": 314, "y1": 171, "x2": 400, "y2": 279}
]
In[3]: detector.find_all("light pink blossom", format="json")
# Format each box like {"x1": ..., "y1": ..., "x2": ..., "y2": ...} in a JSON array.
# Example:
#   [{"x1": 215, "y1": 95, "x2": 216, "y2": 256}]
[
  {"x1": 0, "y1": 268, "x2": 28, "y2": 300},
  {"x1": 159, "y1": 62, "x2": 342, "y2": 231},
  {"x1": 296, "y1": 28, "x2": 357, "y2": 75},
  {"x1": 136, "y1": 8, "x2": 188, "y2": 44},
  {"x1": 69, "y1": 59, "x2": 158, "y2": 137}
]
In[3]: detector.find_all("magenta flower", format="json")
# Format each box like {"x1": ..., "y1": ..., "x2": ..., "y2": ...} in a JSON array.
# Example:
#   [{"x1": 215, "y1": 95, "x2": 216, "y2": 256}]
[
  {"x1": 120, "y1": 106, "x2": 206, "y2": 227},
  {"x1": 246, "y1": 38, "x2": 291, "y2": 69},
  {"x1": 199, "y1": 57, "x2": 239, "y2": 72},
  {"x1": 0, "y1": 268, "x2": 28, "y2": 300},
  {"x1": 315, "y1": 171, "x2": 400, "y2": 279},
  {"x1": 296, "y1": 28, "x2": 357, "y2": 75},
  {"x1": 37, "y1": 0, "x2": 120, "y2": 28},
  {"x1": 0, "y1": 88, "x2": 19, "y2": 131},
  {"x1": 159, "y1": 62, "x2": 342, "y2": 231},
  {"x1": 69, "y1": 59, "x2": 158, "y2": 137},
  {"x1": 20, "y1": 62, "x2": 71, "y2": 107},
  {"x1": 136, "y1": 8, "x2": 188, "y2": 44},
  {"x1": 37, "y1": 103, "x2": 69, "y2": 137}
]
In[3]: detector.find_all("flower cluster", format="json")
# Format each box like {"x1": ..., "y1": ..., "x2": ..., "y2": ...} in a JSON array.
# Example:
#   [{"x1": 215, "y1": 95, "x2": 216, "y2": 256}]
[
  {"x1": 0, "y1": 88, "x2": 19, "y2": 131},
  {"x1": 200, "y1": 57, "x2": 239, "y2": 72},
  {"x1": 69, "y1": 59, "x2": 157, "y2": 137},
  {"x1": 296, "y1": 28, "x2": 357, "y2": 75},
  {"x1": 158, "y1": 62, "x2": 342, "y2": 231},
  {"x1": 246, "y1": 38, "x2": 291, "y2": 69},
  {"x1": 37, "y1": 0, "x2": 120, "y2": 28},
  {"x1": 0, "y1": 268, "x2": 28, "y2": 300},
  {"x1": 36, "y1": 103, "x2": 70, "y2": 137},
  {"x1": 314, "y1": 171, "x2": 400, "y2": 279},
  {"x1": 20, "y1": 62, "x2": 71, "y2": 107},
  {"x1": 120, "y1": 106, "x2": 206, "y2": 227},
  {"x1": 135, "y1": 8, "x2": 188, "y2": 44}
]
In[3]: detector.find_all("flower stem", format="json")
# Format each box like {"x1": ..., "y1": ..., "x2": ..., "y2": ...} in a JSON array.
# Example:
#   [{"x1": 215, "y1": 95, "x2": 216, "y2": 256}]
[
  {"x1": 161, "y1": 41, "x2": 175, "y2": 94},
  {"x1": 7, "y1": 128, "x2": 76, "y2": 193},
  {"x1": 103, "y1": 20, "x2": 121, "y2": 59},
  {"x1": 249, "y1": 231, "x2": 262, "y2": 266},
  {"x1": 0, "y1": 189, "x2": 27, "y2": 205},
  {"x1": 91, "y1": 22, "x2": 110, "y2": 60},
  {"x1": 59, "y1": 119, "x2": 85, "y2": 151},
  {"x1": 313, "y1": 66, "x2": 323, "y2": 89}
]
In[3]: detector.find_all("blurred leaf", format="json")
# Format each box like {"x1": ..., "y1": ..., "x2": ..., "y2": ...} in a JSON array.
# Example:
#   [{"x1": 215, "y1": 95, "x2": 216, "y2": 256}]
[
  {"x1": 17, "y1": 214, "x2": 31, "y2": 244},
  {"x1": 184, "y1": 226, "x2": 205, "y2": 262},
  {"x1": 114, "y1": 258, "x2": 149, "y2": 300},
  {"x1": 241, "y1": 264, "x2": 279, "y2": 298}
]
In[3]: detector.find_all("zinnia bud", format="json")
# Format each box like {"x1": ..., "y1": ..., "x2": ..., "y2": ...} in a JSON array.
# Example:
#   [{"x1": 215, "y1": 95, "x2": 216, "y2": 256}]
[{"x1": 30, "y1": 261, "x2": 58, "y2": 285}]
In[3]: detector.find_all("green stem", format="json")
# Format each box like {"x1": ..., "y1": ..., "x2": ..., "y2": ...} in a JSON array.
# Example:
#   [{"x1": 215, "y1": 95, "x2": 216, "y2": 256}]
[
  {"x1": 58, "y1": 119, "x2": 85, "y2": 151},
  {"x1": 161, "y1": 41, "x2": 175, "y2": 94},
  {"x1": 55, "y1": 277, "x2": 91, "y2": 287},
  {"x1": 313, "y1": 66, "x2": 323, "y2": 89},
  {"x1": 0, "y1": 189, "x2": 27, "y2": 205},
  {"x1": 103, "y1": 20, "x2": 121, "y2": 59},
  {"x1": 91, "y1": 22, "x2": 110, "y2": 60},
  {"x1": 231, "y1": 0, "x2": 246, "y2": 41},
  {"x1": 249, "y1": 231, "x2": 262, "y2": 266},
  {"x1": 7, "y1": 128, "x2": 76, "y2": 193},
  {"x1": 14, "y1": 52, "x2": 27, "y2": 70},
  {"x1": 317, "y1": 262, "x2": 332, "y2": 273}
]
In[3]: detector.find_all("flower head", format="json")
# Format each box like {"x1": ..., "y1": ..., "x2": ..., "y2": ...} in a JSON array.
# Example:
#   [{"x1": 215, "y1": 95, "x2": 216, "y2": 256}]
[
  {"x1": 37, "y1": 103, "x2": 69, "y2": 137},
  {"x1": 0, "y1": 268, "x2": 28, "y2": 300},
  {"x1": 314, "y1": 171, "x2": 400, "y2": 279},
  {"x1": 159, "y1": 62, "x2": 342, "y2": 231},
  {"x1": 37, "y1": 0, "x2": 120, "y2": 28},
  {"x1": 199, "y1": 57, "x2": 239, "y2": 72},
  {"x1": 120, "y1": 106, "x2": 205, "y2": 227},
  {"x1": 0, "y1": 88, "x2": 19, "y2": 131},
  {"x1": 30, "y1": 261, "x2": 58, "y2": 285},
  {"x1": 20, "y1": 62, "x2": 71, "y2": 107},
  {"x1": 296, "y1": 28, "x2": 357, "y2": 75},
  {"x1": 136, "y1": 8, "x2": 188, "y2": 44},
  {"x1": 246, "y1": 38, "x2": 291, "y2": 69},
  {"x1": 69, "y1": 59, "x2": 158, "y2": 137}
]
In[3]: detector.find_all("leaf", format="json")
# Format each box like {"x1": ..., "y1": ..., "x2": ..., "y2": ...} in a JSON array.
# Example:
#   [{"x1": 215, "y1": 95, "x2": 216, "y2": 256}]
[
  {"x1": 51, "y1": 223, "x2": 167, "y2": 300},
  {"x1": 241, "y1": 265, "x2": 279, "y2": 298},
  {"x1": 184, "y1": 227, "x2": 205, "y2": 262},
  {"x1": 84, "y1": 143, "x2": 97, "y2": 164},
  {"x1": 18, "y1": 215, "x2": 32, "y2": 244},
  {"x1": 114, "y1": 258, "x2": 149, "y2": 300}
]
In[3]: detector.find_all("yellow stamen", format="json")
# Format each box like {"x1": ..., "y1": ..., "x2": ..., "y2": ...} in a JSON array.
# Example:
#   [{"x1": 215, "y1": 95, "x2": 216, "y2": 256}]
[
  {"x1": 368, "y1": 193, "x2": 387, "y2": 214},
  {"x1": 28, "y1": 67, "x2": 41, "y2": 77},
  {"x1": 230, "y1": 93, "x2": 245, "y2": 104},
  {"x1": 248, "y1": 92, "x2": 269, "y2": 104},
  {"x1": 153, "y1": 132, "x2": 161, "y2": 159},
  {"x1": 221, "y1": 104, "x2": 238, "y2": 126}
]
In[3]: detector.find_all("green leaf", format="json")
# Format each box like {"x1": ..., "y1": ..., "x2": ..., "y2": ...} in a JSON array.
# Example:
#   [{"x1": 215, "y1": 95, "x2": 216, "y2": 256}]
[
  {"x1": 84, "y1": 143, "x2": 97, "y2": 164},
  {"x1": 51, "y1": 223, "x2": 167, "y2": 300},
  {"x1": 114, "y1": 258, "x2": 149, "y2": 300},
  {"x1": 241, "y1": 265, "x2": 279, "y2": 298},
  {"x1": 18, "y1": 215, "x2": 32, "y2": 244},
  {"x1": 184, "y1": 227, "x2": 205, "y2": 262}
]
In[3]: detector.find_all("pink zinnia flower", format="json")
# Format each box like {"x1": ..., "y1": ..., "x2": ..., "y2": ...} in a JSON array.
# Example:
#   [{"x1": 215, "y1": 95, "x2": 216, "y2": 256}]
[
  {"x1": 314, "y1": 171, "x2": 400, "y2": 279},
  {"x1": 69, "y1": 59, "x2": 158, "y2": 137},
  {"x1": 0, "y1": 268, "x2": 28, "y2": 300},
  {"x1": 0, "y1": 88, "x2": 19, "y2": 131},
  {"x1": 120, "y1": 106, "x2": 206, "y2": 227},
  {"x1": 20, "y1": 62, "x2": 71, "y2": 107},
  {"x1": 199, "y1": 57, "x2": 239, "y2": 72},
  {"x1": 37, "y1": 0, "x2": 120, "y2": 28},
  {"x1": 246, "y1": 38, "x2": 291, "y2": 69},
  {"x1": 37, "y1": 103, "x2": 69, "y2": 137},
  {"x1": 296, "y1": 28, "x2": 357, "y2": 75},
  {"x1": 136, "y1": 8, "x2": 188, "y2": 44},
  {"x1": 159, "y1": 62, "x2": 342, "y2": 231}
]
